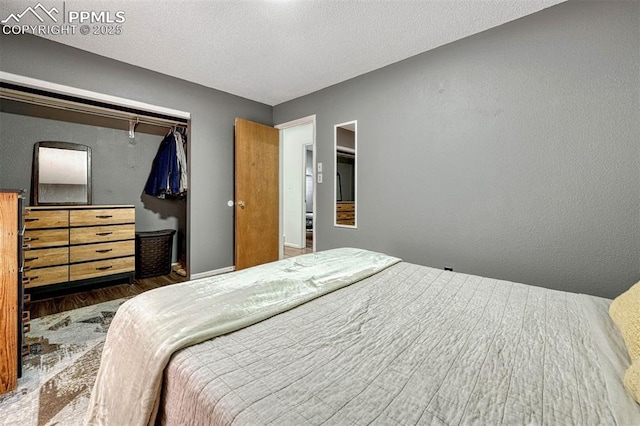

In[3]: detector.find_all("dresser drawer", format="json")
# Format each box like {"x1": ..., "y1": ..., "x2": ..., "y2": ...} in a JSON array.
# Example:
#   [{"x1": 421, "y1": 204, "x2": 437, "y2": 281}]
[
  {"x1": 24, "y1": 209, "x2": 69, "y2": 229},
  {"x1": 70, "y1": 224, "x2": 135, "y2": 245},
  {"x1": 24, "y1": 228, "x2": 69, "y2": 249},
  {"x1": 336, "y1": 202, "x2": 354, "y2": 211},
  {"x1": 23, "y1": 265, "x2": 68, "y2": 288},
  {"x1": 70, "y1": 256, "x2": 135, "y2": 281},
  {"x1": 70, "y1": 240, "x2": 134, "y2": 263},
  {"x1": 336, "y1": 211, "x2": 355, "y2": 220},
  {"x1": 70, "y1": 208, "x2": 134, "y2": 227},
  {"x1": 23, "y1": 247, "x2": 68, "y2": 269}
]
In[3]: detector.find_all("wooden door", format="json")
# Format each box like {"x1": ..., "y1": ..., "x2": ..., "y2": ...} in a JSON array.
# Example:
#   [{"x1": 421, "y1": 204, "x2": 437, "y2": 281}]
[{"x1": 234, "y1": 118, "x2": 279, "y2": 270}]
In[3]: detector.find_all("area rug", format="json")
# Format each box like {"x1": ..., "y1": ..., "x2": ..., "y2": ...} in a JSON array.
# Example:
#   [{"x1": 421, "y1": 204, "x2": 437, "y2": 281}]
[{"x1": 0, "y1": 298, "x2": 128, "y2": 426}]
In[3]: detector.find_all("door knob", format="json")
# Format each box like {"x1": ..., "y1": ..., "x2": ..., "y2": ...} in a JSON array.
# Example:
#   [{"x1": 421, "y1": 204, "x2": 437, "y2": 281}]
[{"x1": 237, "y1": 200, "x2": 246, "y2": 209}]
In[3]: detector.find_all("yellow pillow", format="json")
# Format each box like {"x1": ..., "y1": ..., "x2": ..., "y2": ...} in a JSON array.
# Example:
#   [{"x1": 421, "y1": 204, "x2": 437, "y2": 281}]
[
  {"x1": 609, "y1": 280, "x2": 640, "y2": 360},
  {"x1": 624, "y1": 359, "x2": 640, "y2": 404}
]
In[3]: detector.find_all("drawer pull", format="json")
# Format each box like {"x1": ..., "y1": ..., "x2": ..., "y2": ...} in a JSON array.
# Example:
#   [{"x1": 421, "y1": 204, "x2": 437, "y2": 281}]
[
  {"x1": 23, "y1": 293, "x2": 31, "y2": 304},
  {"x1": 22, "y1": 344, "x2": 30, "y2": 357},
  {"x1": 23, "y1": 237, "x2": 39, "y2": 242},
  {"x1": 22, "y1": 277, "x2": 30, "y2": 285},
  {"x1": 28, "y1": 276, "x2": 39, "y2": 281},
  {"x1": 24, "y1": 323, "x2": 31, "y2": 334},
  {"x1": 96, "y1": 232, "x2": 113, "y2": 236},
  {"x1": 96, "y1": 215, "x2": 113, "y2": 219},
  {"x1": 23, "y1": 244, "x2": 31, "y2": 250},
  {"x1": 22, "y1": 311, "x2": 30, "y2": 322},
  {"x1": 96, "y1": 248, "x2": 113, "y2": 253},
  {"x1": 23, "y1": 266, "x2": 31, "y2": 272},
  {"x1": 96, "y1": 265, "x2": 113, "y2": 271},
  {"x1": 25, "y1": 217, "x2": 39, "y2": 222},
  {"x1": 25, "y1": 256, "x2": 39, "y2": 262}
]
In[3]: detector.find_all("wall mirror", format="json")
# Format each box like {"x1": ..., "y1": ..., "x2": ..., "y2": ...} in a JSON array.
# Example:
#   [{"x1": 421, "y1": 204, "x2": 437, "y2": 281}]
[
  {"x1": 31, "y1": 141, "x2": 92, "y2": 205},
  {"x1": 334, "y1": 120, "x2": 357, "y2": 228}
]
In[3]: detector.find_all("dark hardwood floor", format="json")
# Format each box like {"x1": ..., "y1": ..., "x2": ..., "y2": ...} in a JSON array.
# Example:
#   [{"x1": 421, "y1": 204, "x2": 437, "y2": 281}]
[{"x1": 28, "y1": 272, "x2": 188, "y2": 319}]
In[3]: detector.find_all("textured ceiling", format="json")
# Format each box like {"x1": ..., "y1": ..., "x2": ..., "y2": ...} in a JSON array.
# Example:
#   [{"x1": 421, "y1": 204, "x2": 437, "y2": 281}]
[{"x1": 1, "y1": 0, "x2": 566, "y2": 106}]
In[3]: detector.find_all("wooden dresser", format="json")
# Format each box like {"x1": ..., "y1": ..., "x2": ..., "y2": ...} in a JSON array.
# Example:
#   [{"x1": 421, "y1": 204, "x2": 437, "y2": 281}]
[
  {"x1": 336, "y1": 201, "x2": 355, "y2": 226},
  {"x1": 0, "y1": 190, "x2": 27, "y2": 394},
  {"x1": 23, "y1": 205, "x2": 135, "y2": 298}
]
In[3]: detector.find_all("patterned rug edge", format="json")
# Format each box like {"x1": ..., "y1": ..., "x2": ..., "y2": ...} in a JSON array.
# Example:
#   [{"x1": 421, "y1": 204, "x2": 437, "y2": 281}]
[{"x1": 0, "y1": 298, "x2": 129, "y2": 426}]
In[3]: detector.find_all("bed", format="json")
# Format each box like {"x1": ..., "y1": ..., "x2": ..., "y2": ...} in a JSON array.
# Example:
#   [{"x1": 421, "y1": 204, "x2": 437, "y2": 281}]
[{"x1": 86, "y1": 248, "x2": 640, "y2": 425}]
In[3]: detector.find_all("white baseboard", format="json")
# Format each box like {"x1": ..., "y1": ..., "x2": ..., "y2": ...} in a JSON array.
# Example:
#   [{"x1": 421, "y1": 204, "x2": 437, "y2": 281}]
[
  {"x1": 190, "y1": 266, "x2": 235, "y2": 280},
  {"x1": 284, "y1": 242, "x2": 303, "y2": 249}
]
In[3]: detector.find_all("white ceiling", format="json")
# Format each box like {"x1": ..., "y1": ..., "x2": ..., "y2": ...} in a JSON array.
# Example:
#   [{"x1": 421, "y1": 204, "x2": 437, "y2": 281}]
[{"x1": 2, "y1": 0, "x2": 566, "y2": 106}]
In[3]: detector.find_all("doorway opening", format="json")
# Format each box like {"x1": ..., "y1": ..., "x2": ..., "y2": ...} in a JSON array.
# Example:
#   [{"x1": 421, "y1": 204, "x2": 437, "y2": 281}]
[{"x1": 276, "y1": 115, "x2": 316, "y2": 260}]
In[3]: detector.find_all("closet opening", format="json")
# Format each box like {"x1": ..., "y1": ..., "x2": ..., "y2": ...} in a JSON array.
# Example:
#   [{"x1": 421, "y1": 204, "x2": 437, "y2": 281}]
[{"x1": 0, "y1": 72, "x2": 192, "y2": 297}]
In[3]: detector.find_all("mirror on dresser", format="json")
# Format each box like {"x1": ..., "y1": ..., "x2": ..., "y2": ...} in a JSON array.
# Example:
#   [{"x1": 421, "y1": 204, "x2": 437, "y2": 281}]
[
  {"x1": 334, "y1": 121, "x2": 357, "y2": 228},
  {"x1": 31, "y1": 141, "x2": 92, "y2": 206}
]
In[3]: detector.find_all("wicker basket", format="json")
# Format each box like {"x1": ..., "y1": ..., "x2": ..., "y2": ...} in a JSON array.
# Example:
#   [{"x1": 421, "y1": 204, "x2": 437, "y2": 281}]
[{"x1": 135, "y1": 229, "x2": 176, "y2": 279}]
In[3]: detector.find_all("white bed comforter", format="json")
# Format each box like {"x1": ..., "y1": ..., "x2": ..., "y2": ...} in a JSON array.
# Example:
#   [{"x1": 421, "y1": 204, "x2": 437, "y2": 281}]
[
  {"x1": 158, "y1": 262, "x2": 640, "y2": 425},
  {"x1": 85, "y1": 248, "x2": 401, "y2": 425}
]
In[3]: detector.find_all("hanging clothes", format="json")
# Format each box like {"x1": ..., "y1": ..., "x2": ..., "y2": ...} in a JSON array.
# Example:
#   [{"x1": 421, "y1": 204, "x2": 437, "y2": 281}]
[
  {"x1": 173, "y1": 129, "x2": 188, "y2": 194},
  {"x1": 144, "y1": 128, "x2": 187, "y2": 199}
]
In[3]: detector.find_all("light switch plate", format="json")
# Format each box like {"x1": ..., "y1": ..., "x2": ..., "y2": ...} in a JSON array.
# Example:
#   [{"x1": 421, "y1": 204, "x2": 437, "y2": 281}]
[
  {"x1": 317, "y1": 162, "x2": 322, "y2": 172},
  {"x1": 317, "y1": 173, "x2": 323, "y2": 183}
]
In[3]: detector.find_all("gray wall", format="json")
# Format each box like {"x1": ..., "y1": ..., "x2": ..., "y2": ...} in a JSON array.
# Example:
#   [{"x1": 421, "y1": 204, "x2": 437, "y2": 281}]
[
  {"x1": 0, "y1": 32, "x2": 272, "y2": 275},
  {"x1": 0, "y1": 112, "x2": 185, "y2": 262},
  {"x1": 274, "y1": 0, "x2": 640, "y2": 299}
]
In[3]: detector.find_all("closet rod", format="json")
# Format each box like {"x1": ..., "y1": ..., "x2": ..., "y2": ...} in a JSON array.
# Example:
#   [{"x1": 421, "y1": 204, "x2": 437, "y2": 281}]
[{"x1": 0, "y1": 86, "x2": 187, "y2": 129}]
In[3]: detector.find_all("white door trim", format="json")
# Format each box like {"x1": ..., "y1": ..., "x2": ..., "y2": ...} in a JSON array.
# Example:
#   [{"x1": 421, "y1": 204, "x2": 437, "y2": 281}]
[
  {"x1": 275, "y1": 115, "x2": 317, "y2": 258},
  {"x1": 0, "y1": 71, "x2": 191, "y2": 120}
]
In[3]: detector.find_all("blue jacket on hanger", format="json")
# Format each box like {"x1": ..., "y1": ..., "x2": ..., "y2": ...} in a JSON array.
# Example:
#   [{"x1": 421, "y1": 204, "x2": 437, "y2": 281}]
[{"x1": 144, "y1": 132, "x2": 180, "y2": 198}]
